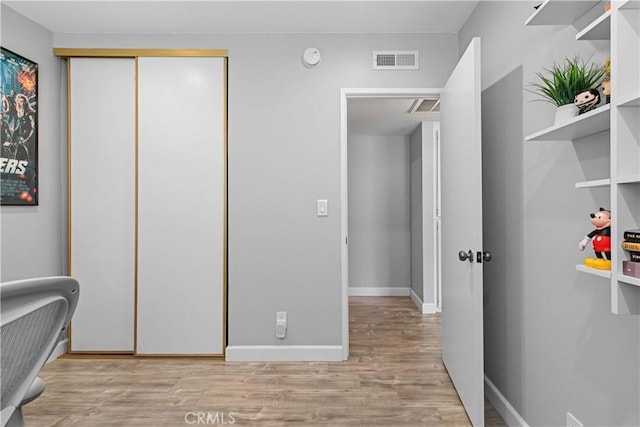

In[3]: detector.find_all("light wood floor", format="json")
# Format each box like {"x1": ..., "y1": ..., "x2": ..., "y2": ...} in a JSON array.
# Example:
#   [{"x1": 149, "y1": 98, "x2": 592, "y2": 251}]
[{"x1": 24, "y1": 297, "x2": 505, "y2": 426}]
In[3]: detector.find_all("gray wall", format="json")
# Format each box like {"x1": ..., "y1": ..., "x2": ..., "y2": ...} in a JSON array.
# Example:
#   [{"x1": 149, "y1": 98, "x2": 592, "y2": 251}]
[
  {"x1": 460, "y1": 2, "x2": 639, "y2": 425},
  {"x1": 1, "y1": 5, "x2": 65, "y2": 281},
  {"x1": 49, "y1": 31, "x2": 459, "y2": 346},
  {"x1": 410, "y1": 124, "x2": 423, "y2": 300},
  {"x1": 348, "y1": 134, "x2": 411, "y2": 289}
]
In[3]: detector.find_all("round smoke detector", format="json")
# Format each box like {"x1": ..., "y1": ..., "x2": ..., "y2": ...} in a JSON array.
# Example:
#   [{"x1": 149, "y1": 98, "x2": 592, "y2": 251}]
[{"x1": 302, "y1": 47, "x2": 321, "y2": 68}]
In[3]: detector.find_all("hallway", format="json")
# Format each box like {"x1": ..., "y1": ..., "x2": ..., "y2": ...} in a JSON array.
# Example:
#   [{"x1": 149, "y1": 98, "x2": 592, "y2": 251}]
[{"x1": 24, "y1": 297, "x2": 505, "y2": 426}]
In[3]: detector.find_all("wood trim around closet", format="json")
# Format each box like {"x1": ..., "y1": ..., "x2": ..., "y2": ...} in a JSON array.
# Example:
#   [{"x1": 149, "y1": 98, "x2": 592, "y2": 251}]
[{"x1": 54, "y1": 48, "x2": 228, "y2": 58}]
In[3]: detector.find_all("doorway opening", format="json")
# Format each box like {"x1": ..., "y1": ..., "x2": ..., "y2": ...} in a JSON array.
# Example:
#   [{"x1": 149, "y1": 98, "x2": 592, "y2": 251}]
[
  {"x1": 339, "y1": 88, "x2": 442, "y2": 360},
  {"x1": 338, "y1": 39, "x2": 490, "y2": 426}
]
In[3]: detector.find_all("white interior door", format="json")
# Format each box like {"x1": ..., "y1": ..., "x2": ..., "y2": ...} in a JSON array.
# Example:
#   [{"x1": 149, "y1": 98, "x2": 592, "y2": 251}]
[
  {"x1": 137, "y1": 56, "x2": 226, "y2": 355},
  {"x1": 440, "y1": 37, "x2": 485, "y2": 426}
]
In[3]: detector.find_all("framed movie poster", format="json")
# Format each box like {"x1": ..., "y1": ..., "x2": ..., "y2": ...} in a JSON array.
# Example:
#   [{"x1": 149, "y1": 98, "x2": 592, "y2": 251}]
[{"x1": 1, "y1": 47, "x2": 38, "y2": 205}]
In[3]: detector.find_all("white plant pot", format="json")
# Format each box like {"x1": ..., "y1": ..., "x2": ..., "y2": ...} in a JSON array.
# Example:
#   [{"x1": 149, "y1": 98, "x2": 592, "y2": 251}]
[{"x1": 554, "y1": 104, "x2": 578, "y2": 125}]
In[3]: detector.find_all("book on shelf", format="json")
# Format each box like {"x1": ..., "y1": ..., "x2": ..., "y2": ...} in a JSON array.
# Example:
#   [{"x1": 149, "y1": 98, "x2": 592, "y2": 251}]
[
  {"x1": 629, "y1": 251, "x2": 640, "y2": 262},
  {"x1": 623, "y1": 260, "x2": 640, "y2": 279},
  {"x1": 622, "y1": 241, "x2": 640, "y2": 251},
  {"x1": 623, "y1": 230, "x2": 640, "y2": 242}
]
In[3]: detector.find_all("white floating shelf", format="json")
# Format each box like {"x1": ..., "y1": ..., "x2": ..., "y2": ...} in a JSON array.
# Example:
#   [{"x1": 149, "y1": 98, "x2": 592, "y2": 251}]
[
  {"x1": 617, "y1": 175, "x2": 640, "y2": 184},
  {"x1": 576, "y1": 10, "x2": 611, "y2": 40},
  {"x1": 525, "y1": 104, "x2": 610, "y2": 141},
  {"x1": 618, "y1": 274, "x2": 640, "y2": 287},
  {"x1": 620, "y1": 0, "x2": 640, "y2": 9},
  {"x1": 617, "y1": 94, "x2": 640, "y2": 107},
  {"x1": 526, "y1": 0, "x2": 601, "y2": 25},
  {"x1": 577, "y1": 264, "x2": 612, "y2": 278},
  {"x1": 576, "y1": 178, "x2": 611, "y2": 188}
]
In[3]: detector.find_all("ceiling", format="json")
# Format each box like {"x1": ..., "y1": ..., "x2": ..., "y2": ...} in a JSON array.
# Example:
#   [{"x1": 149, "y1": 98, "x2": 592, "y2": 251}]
[
  {"x1": 348, "y1": 97, "x2": 440, "y2": 136},
  {"x1": 4, "y1": 1, "x2": 479, "y2": 35},
  {"x1": 4, "y1": 0, "x2": 474, "y2": 136}
]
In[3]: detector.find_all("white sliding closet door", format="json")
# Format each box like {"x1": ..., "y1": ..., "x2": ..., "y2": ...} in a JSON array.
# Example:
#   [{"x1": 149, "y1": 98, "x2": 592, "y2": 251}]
[
  {"x1": 69, "y1": 58, "x2": 136, "y2": 352},
  {"x1": 136, "y1": 57, "x2": 225, "y2": 355}
]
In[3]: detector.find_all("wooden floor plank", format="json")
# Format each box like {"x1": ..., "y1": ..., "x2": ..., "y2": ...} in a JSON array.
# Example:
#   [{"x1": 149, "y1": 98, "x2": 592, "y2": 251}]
[{"x1": 23, "y1": 297, "x2": 506, "y2": 426}]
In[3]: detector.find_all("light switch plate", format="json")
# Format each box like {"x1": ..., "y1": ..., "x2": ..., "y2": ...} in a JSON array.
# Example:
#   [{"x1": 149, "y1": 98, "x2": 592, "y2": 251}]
[{"x1": 317, "y1": 199, "x2": 328, "y2": 217}]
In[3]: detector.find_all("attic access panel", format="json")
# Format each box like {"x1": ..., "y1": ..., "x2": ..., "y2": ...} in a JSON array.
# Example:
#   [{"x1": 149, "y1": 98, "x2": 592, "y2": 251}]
[{"x1": 409, "y1": 98, "x2": 441, "y2": 113}]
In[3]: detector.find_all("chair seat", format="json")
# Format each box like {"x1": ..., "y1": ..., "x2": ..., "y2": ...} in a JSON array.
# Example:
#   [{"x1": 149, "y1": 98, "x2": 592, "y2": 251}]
[
  {"x1": 21, "y1": 377, "x2": 45, "y2": 406},
  {"x1": 1, "y1": 277, "x2": 79, "y2": 427}
]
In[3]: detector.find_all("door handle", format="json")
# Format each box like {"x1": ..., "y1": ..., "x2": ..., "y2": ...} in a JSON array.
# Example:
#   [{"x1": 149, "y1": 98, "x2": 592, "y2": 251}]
[
  {"x1": 476, "y1": 251, "x2": 492, "y2": 263},
  {"x1": 458, "y1": 250, "x2": 473, "y2": 262}
]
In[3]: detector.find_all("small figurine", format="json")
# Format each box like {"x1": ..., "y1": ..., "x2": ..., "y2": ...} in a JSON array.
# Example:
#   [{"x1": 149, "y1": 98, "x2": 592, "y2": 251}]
[
  {"x1": 578, "y1": 208, "x2": 611, "y2": 270},
  {"x1": 601, "y1": 58, "x2": 611, "y2": 104},
  {"x1": 574, "y1": 88, "x2": 601, "y2": 115},
  {"x1": 601, "y1": 80, "x2": 611, "y2": 104}
]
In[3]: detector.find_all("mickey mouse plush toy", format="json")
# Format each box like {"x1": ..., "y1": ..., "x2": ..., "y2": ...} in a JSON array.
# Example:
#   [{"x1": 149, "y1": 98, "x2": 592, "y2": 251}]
[{"x1": 578, "y1": 208, "x2": 611, "y2": 270}]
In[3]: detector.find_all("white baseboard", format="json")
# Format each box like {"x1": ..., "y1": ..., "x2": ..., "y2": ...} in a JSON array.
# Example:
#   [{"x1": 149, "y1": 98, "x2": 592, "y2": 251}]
[
  {"x1": 47, "y1": 338, "x2": 68, "y2": 364},
  {"x1": 348, "y1": 286, "x2": 410, "y2": 297},
  {"x1": 485, "y1": 375, "x2": 529, "y2": 427},
  {"x1": 422, "y1": 303, "x2": 440, "y2": 313},
  {"x1": 225, "y1": 345, "x2": 344, "y2": 362},
  {"x1": 410, "y1": 289, "x2": 440, "y2": 314}
]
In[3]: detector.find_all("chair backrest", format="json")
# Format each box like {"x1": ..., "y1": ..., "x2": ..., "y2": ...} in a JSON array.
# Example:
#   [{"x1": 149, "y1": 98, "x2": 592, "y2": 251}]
[{"x1": 0, "y1": 276, "x2": 79, "y2": 426}]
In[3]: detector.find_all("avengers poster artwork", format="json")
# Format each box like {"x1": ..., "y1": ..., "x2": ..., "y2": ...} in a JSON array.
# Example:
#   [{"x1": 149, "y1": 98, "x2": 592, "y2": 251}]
[{"x1": 1, "y1": 47, "x2": 38, "y2": 205}]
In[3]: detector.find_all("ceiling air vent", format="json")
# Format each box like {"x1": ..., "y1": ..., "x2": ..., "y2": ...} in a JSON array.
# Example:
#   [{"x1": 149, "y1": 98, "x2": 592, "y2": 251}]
[{"x1": 373, "y1": 51, "x2": 419, "y2": 70}]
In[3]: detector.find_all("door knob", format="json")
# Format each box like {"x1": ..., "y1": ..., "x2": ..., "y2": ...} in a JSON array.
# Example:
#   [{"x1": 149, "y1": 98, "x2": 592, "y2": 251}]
[
  {"x1": 475, "y1": 250, "x2": 493, "y2": 263},
  {"x1": 458, "y1": 250, "x2": 473, "y2": 262}
]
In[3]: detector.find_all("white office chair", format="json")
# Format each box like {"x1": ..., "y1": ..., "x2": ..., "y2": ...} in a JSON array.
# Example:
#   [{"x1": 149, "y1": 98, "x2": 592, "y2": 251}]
[{"x1": 1, "y1": 276, "x2": 79, "y2": 427}]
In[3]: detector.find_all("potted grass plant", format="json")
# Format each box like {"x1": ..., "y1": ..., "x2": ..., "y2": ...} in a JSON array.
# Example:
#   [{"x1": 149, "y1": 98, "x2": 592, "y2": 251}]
[{"x1": 529, "y1": 56, "x2": 606, "y2": 125}]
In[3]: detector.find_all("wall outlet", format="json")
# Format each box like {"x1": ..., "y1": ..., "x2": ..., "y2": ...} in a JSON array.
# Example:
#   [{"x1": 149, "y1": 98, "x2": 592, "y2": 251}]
[
  {"x1": 276, "y1": 311, "x2": 287, "y2": 339},
  {"x1": 567, "y1": 412, "x2": 584, "y2": 427}
]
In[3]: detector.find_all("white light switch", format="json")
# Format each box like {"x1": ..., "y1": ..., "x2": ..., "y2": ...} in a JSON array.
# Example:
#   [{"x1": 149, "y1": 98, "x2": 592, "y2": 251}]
[{"x1": 317, "y1": 199, "x2": 328, "y2": 217}]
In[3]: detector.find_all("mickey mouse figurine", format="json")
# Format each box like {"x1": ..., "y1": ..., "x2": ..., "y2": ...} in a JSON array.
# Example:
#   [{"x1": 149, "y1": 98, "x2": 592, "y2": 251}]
[{"x1": 578, "y1": 208, "x2": 611, "y2": 270}]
